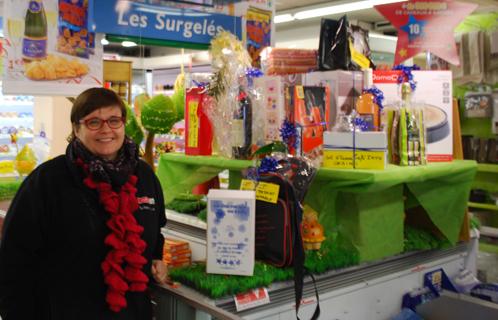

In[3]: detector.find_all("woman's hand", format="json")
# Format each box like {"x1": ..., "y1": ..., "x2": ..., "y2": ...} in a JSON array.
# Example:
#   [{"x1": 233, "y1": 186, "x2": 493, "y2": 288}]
[{"x1": 151, "y1": 259, "x2": 168, "y2": 285}]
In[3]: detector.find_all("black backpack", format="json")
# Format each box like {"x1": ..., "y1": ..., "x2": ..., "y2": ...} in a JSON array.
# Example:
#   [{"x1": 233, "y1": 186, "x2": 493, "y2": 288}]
[{"x1": 255, "y1": 172, "x2": 320, "y2": 320}]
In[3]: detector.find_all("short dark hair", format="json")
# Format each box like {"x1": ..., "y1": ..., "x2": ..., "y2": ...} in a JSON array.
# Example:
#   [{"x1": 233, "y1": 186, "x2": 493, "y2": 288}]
[{"x1": 68, "y1": 87, "x2": 127, "y2": 141}]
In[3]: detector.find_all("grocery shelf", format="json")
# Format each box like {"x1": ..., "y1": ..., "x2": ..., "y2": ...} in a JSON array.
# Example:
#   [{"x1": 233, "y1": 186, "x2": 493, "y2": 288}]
[
  {"x1": 468, "y1": 202, "x2": 498, "y2": 211},
  {"x1": 480, "y1": 226, "x2": 498, "y2": 238}
]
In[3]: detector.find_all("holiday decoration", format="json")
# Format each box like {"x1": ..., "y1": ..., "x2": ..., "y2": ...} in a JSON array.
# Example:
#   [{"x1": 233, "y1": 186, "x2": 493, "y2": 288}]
[
  {"x1": 141, "y1": 94, "x2": 177, "y2": 167},
  {"x1": 125, "y1": 104, "x2": 144, "y2": 146}
]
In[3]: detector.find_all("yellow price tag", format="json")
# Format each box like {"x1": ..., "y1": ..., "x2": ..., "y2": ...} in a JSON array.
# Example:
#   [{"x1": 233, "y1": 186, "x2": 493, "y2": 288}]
[
  {"x1": 296, "y1": 85, "x2": 304, "y2": 99},
  {"x1": 349, "y1": 39, "x2": 370, "y2": 69},
  {"x1": 240, "y1": 179, "x2": 256, "y2": 191},
  {"x1": 187, "y1": 100, "x2": 199, "y2": 148},
  {"x1": 255, "y1": 182, "x2": 280, "y2": 204}
]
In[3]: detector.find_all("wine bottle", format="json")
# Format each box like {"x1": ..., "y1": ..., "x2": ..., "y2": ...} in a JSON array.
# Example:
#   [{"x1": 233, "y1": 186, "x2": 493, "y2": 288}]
[
  {"x1": 232, "y1": 88, "x2": 252, "y2": 159},
  {"x1": 356, "y1": 68, "x2": 379, "y2": 130},
  {"x1": 22, "y1": 0, "x2": 47, "y2": 61}
]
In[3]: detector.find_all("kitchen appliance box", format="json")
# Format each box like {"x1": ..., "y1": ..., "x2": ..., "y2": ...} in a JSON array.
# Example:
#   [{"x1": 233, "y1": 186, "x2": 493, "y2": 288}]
[
  {"x1": 303, "y1": 70, "x2": 364, "y2": 127},
  {"x1": 285, "y1": 85, "x2": 330, "y2": 159},
  {"x1": 373, "y1": 70, "x2": 453, "y2": 162}
]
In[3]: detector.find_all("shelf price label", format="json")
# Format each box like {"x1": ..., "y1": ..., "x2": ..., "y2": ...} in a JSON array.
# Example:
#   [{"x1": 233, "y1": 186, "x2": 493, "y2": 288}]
[{"x1": 234, "y1": 288, "x2": 270, "y2": 312}]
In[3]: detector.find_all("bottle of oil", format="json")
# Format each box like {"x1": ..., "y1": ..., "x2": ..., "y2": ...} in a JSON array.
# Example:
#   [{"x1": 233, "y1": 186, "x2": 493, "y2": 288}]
[
  {"x1": 356, "y1": 69, "x2": 379, "y2": 130},
  {"x1": 22, "y1": 0, "x2": 47, "y2": 61}
]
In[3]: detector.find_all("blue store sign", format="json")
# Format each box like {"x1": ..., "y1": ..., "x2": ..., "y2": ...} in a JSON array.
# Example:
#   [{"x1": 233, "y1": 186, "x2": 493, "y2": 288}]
[{"x1": 92, "y1": 0, "x2": 242, "y2": 45}]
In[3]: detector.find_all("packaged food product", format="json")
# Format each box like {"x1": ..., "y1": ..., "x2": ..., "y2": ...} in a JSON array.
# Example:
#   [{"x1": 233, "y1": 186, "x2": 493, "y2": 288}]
[{"x1": 57, "y1": 0, "x2": 89, "y2": 58}]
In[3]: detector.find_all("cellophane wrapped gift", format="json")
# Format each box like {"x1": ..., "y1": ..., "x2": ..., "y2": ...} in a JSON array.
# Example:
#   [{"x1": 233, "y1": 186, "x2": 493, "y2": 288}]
[{"x1": 205, "y1": 31, "x2": 259, "y2": 159}]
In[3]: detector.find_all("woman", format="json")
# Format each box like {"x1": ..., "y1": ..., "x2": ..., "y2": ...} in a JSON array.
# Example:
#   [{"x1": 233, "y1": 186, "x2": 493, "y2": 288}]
[{"x1": 0, "y1": 88, "x2": 167, "y2": 319}]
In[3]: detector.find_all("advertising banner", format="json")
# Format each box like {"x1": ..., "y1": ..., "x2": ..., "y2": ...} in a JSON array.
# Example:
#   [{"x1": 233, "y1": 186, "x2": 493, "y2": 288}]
[
  {"x1": 92, "y1": 0, "x2": 242, "y2": 45},
  {"x1": 375, "y1": 0, "x2": 477, "y2": 65},
  {"x1": 246, "y1": 6, "x2": 271, "y2": 68},
  {"x1": 2, "y1": 0, "x2": 103, "y2": 96}
]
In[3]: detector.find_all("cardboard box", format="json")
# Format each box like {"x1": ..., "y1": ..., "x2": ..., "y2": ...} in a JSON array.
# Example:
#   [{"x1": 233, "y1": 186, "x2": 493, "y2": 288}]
[
  {"x1": 323, "y1": 131, "x2": 387, "y2": 169},
  {"x1": 206, "y1": 189, "x2": 255, "y2": 276},
  {"x1": 374, "y1": 70, "x2": 453, "y2": 162},
  {"x1": 285, "y1": 86, "x2": 330, "y2": 159},
  {"x1": 253, "y1": 75, "x2": 302, "y2": 144},
  {"x1": 303, "y1": 70, "x2": 364, "y2": 126}
]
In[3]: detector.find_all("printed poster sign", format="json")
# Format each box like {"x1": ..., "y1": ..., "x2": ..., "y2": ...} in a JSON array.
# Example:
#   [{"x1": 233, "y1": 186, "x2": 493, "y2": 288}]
[
  {"x1": 206, "y1": 189, "x2": 255, "y2": 276},
  {"x1": 2, "y1": 0, "x2": 103, "y2": 96},
  {"x1": 375, "y1": 0, "x2": 477, "y2": 65},
  {"x1": 246, "y1": 6, "x2": 271, "y2": 68},
  {"x1": 92, "y1": 0, "x2": 242, "y2": 45}
]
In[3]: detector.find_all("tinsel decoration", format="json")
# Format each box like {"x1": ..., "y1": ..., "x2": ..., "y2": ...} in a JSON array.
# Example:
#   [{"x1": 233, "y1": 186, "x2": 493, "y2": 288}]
[
  {"x1": 362, "y1": 87, "x2": 385, "y2": 112},
  {"x1": 353, "y1": 117, "x2": 371, "y2": 131},
  {"x1": 257, "y1": 156, "x2": 278, "y2": 174},
  {"x1": 393, "y1": 64, "x2": 421, "y2": 91},
  {"x1": 280, "y1": 119, "x2": 298, "y2": 149}
]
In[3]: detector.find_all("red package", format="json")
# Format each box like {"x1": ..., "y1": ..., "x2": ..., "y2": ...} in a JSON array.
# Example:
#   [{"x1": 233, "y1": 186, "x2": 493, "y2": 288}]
[{"x1": 185, "y1": 88, "x2": 213, "y2": 155}]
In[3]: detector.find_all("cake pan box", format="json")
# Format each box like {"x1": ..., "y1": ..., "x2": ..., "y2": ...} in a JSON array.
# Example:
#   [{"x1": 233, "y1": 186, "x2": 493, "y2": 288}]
[
  {"x1": 303, "y1": 70, "x2": 363, "y2": 127},
  {"x1": 374, "y1": 70, "x2": 453, "y2": 162}
]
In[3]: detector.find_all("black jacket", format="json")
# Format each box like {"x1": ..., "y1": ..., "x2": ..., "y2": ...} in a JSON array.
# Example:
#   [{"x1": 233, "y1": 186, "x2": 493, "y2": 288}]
[{"x1": 0, "y1": 155, "x2": 166, "y2": 320}]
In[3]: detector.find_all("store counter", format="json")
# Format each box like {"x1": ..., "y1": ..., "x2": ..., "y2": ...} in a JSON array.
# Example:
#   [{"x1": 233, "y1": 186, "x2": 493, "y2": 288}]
[{"x1": 156, "y1": 153, "x2": 477, "y2": 262}]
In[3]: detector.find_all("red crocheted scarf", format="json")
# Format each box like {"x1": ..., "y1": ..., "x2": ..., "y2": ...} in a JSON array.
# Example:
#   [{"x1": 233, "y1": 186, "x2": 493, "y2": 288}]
[{"x1": 77, "y1": 159, "x2": 148, "y2": 312}]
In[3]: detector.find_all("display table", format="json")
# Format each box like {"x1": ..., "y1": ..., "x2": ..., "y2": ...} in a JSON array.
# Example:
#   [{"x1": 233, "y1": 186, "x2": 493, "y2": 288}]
[
  {"x1": 157, "y1": 153, "x2": 477, "y2": 261},
  {"x1": 151, "y1": 241, "x2": 476, "y2": 320}
]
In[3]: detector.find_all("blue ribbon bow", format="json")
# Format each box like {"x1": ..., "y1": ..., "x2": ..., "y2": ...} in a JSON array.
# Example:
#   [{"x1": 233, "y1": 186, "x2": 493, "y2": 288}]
[
  {"x1": 392, "y1": 64, "x2": 421, "y2": 91},
  {"x1": 280, "y1": 119, "x2": 298, "y2": 149},
  {"x1": 257, "y1": 156, "x2": 279, "y2": 174},
  {"x1": 245, "y1": 68, "x2": 263, "y2": 87}
]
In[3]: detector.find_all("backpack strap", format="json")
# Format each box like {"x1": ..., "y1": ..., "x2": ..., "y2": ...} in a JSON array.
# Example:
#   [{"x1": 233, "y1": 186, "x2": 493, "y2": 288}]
[{"x1": 293, "y1": 201, "x2": 321, "y2": 320}]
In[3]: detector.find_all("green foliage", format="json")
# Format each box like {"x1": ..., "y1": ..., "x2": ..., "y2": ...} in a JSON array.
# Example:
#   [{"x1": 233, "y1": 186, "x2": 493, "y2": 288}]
[
  {"x1": 0, "y1": 180, "x2": 22, "y2": 201},
  {"x1": 404, "y1": 226, "x2": 451, "y2": 252},
  {"x1": 165, "y1": 198, "x2": 206, "y2": 215},
  {"x1": 124, "y1": 104, "x2": 144, "y2": 145},
  {"x1": 141, "y1": 94, "x2": 177, "y2": 134},
  {"x1": 251, "y1": 141, "x2": 288, "y2": 158},
  {"x1": 197, "y1": 208, "x2": 207, "y2": 222},
  {"x1": 305, "y1": 237, "x2": 359, "y2": 274},
  {"x1": 470, "y1": 216, "x2": 481, "y2": 230}
]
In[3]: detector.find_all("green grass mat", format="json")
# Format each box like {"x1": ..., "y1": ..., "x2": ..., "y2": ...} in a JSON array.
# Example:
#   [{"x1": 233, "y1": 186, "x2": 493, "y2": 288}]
[
  {"x1": 404, "y1": 225, "x2": 451, "y2": 252},
  {"x1": 165, "y1": 198, "x2": 206, "y2": 215},
  {"x1": 169, "y1": 236, "x2": 359, "y2": 299},
  {"x1": 168, "y1": 226, "x2": 456, "y2": 299}
]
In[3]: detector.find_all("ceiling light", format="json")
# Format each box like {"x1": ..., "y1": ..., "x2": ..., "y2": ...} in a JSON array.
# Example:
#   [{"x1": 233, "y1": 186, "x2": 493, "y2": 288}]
[
  {"x1": 294, "y1": 0, "x2": 407, "y2": 20},
  {"x1": 122, "y1": 41, "x2": 137, "y2": 47},
  {"x1": 275, "y1": 14, "x2": 295, "y2": 24},
  {"x1": 369, "y1": 33, "x2": 397, "y2": 40},
  {"x1": 101, "y1": 38, "x2": 109, "y2": 45}
]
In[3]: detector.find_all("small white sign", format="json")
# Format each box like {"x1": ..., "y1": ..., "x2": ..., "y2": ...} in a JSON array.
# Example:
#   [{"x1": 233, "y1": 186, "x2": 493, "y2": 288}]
[
  {"x1": 206, "y1": 189, "x2": 255, "y2": 276},
  {"x1": 234, "y1": 288, "x2": 270, "y2": 312}
]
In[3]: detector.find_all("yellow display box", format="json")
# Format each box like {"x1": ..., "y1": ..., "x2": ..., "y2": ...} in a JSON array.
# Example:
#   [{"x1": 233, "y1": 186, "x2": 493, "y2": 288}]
[{"x1": 322, "y1": 131, "x2": 387, "y2": 170}]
